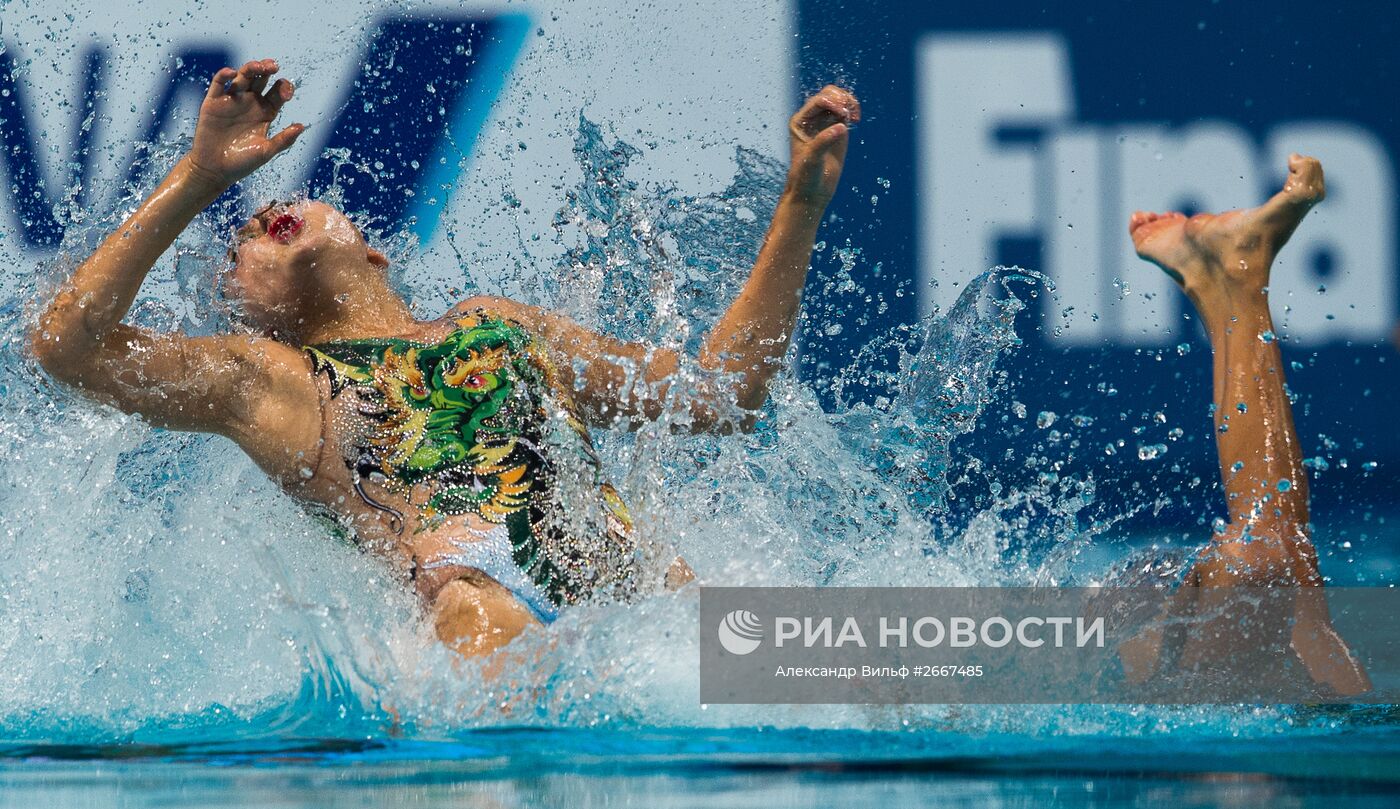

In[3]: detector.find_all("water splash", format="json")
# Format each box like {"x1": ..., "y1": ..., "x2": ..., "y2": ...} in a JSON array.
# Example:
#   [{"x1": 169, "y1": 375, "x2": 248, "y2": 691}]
[{"x1": 0, "y1": 116, "x2": 1328, "y2": 747}]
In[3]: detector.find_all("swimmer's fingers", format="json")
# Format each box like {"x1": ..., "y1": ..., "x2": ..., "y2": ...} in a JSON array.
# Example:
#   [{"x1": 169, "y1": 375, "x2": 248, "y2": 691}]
[
  {"x1": 206, "y1": 67, "x2": 238, "y2": 100},
  {"x1": 1280, "y1": 153, "x2": 1326, "y2": 203},
  {"x1": 263, "y1": 79, "x2": 295, "y2": 113},
  {"x1": 1258, "y1": 153, "x2": 1326, "y2": 236},
  {"x1": 817, "y1": 85, "x2": 860, "y2": 124},
  {"x1": 1290, "y1": 597, "x2": 1373, "y2": 697},
  {"x1": 807, "y1": 119, "x2": 850, "y2": 153},
  {"x1": 267, "y1": 123, "x2": 307, "y2": 155},
  {"x1": 227, "y1": 59, "x2": 278, "y2": 96},
  {"x1": 247, "y1": 63, "x2": 275, "y2": 96},
  {"x1": 811, "y1": 84, "x2": 859, "y2": 119},
  {"x1": 226, "y1": 62, "x2": 257, "y2": 94},
  {"x1": 789, "y1": 85, "x2": 860, "y2": 142}
]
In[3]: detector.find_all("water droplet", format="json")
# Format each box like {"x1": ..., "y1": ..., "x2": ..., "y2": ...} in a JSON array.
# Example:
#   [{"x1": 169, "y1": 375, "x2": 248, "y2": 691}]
[
  {"x1": 1258, "y1": 330, "x2": 1276, "y2": 344},
  {"x1": 1036, "y1": 411, "x2": 1057, "y2": 429},
  {"x1": 1276, "y1": 479, "x2": 1292, "y2": 492}
]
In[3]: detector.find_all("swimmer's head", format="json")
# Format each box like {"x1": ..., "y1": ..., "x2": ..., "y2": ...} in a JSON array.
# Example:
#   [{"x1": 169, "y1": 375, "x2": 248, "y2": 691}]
[{"x1": 223, "y1": 199, "x2": 390, "y2": 337}]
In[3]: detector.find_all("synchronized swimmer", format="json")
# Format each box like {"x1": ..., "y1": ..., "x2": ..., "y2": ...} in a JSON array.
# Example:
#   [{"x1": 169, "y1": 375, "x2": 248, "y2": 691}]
[
  {"x1": 27, "y1": 58, "x2": 1368, "y2": 690},
  {"x1": 32, "y1": 59, "x2": 857, "y2": 657}
]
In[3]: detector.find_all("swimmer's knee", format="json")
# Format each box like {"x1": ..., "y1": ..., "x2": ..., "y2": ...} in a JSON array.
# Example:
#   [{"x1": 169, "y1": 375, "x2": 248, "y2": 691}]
[{"x1": 430, "y1": 572, "x2": 539, "y2": 658}]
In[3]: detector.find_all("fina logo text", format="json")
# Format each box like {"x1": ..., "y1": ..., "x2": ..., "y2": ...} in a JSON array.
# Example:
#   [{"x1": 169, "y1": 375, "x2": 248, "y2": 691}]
[
  {"x1": 716, "y1": 612, "x2": 1104, "y2": 654},
  {"x1": 917, "y1": 33, "x2": 1395, "y2": 346}
]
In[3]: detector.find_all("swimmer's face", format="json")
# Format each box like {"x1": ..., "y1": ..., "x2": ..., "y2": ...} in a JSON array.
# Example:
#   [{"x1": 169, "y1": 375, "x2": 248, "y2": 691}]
[{"x1": 225, "y1": 200, "x2": 388, "y2": 332}]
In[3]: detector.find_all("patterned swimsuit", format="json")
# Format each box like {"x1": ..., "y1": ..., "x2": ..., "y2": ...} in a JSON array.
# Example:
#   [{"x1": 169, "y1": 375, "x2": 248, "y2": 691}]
[{"x1": 303, "y1": 310, "x2": 638, "y2": 621}]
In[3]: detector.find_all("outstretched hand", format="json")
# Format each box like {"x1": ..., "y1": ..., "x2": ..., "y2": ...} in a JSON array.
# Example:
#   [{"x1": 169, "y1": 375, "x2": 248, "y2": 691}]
[
  {"x1": 187, "y1": 59, "x2": 305, "y2": 188},
  {"x1": 785, "y1": 85, "x2": 860, "y2": 206}
]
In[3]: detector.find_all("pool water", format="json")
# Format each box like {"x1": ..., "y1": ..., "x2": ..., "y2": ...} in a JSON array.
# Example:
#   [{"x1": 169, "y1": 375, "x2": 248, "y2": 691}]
[{"x1": 3, "y1": 723, "x2": 1399, "y2": 808}]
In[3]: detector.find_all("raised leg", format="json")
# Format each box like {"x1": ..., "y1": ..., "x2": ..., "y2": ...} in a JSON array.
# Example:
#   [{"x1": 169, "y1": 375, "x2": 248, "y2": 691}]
[
  {"x1": 1128, "y1": 155, "x2": 1369, "y2": 694},
  {"x1": 1130, "y1": 154, "x2": 1323, "y2": 579}
]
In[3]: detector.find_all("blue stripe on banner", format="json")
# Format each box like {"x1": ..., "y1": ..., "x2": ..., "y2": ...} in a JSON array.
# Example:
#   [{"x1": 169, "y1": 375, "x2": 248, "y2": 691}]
[{"x1": 407, "y1": 12, "x2": 530, "y2": 245}]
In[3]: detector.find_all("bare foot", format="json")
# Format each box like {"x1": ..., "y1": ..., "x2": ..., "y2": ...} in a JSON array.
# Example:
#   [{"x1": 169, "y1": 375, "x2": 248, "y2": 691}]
[{"x1": 1128, "y1": 154, "x2": 1326, "y2": 315}]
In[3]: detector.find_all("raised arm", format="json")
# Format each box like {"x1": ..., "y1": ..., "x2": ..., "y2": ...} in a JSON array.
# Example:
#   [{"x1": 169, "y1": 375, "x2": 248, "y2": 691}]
[
  {"x1": 29, "y1": 60, "x2": 316, "y2": 476},
  {"x1": 494, "y1": 86, "x2": 860, "y2": 432},
  {"x1": 698, "y1": 86, "x2": 860, "y2": 409}
]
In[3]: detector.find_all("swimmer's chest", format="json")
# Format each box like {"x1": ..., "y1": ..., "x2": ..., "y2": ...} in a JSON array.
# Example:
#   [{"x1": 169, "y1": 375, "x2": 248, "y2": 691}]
[
  {"x1": 302, "y1": 311, "x2": 640, "y2": 610},
  {"x1": 304, "y1": 313, "x2": 564, "y2": 522}
]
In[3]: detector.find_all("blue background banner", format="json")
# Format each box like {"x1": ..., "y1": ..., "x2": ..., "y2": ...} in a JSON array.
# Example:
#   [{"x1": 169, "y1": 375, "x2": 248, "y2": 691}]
[{"x1": 1, "y1": 1, "x2": 1391, "y2": 538}]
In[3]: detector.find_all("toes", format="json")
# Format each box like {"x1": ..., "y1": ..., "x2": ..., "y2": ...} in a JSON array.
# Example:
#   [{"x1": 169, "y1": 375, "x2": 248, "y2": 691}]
[
  {"x1": 1128, "y1": 210, "x2": 1187, "y2": 239},
  {"x1": 1129, "y1": 211, "x2": 1165, "y2": 235},
  {"x1": 1288, "y1": 152, "x2": 1320, "y2": 173}
]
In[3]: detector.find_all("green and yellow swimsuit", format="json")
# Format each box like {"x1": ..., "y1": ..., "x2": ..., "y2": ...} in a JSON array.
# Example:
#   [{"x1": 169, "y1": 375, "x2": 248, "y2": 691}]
[{"x1": 304, "y1": 310, "x2": 636, "y2": 621}]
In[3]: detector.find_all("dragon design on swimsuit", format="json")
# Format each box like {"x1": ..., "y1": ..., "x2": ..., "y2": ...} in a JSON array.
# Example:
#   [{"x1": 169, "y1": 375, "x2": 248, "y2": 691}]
[{"x1": 305, "y1": 310, "x2": 634, "y2": 606}]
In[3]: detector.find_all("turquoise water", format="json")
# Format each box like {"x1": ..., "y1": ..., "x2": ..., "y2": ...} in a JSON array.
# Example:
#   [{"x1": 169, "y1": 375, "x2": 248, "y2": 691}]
[
  {"x1": 3, "y1": 117, "x2": 1398, "y2": 806},
  {"x1": 3, "y1": 723, "x2": 1399, "y2": 807}
]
